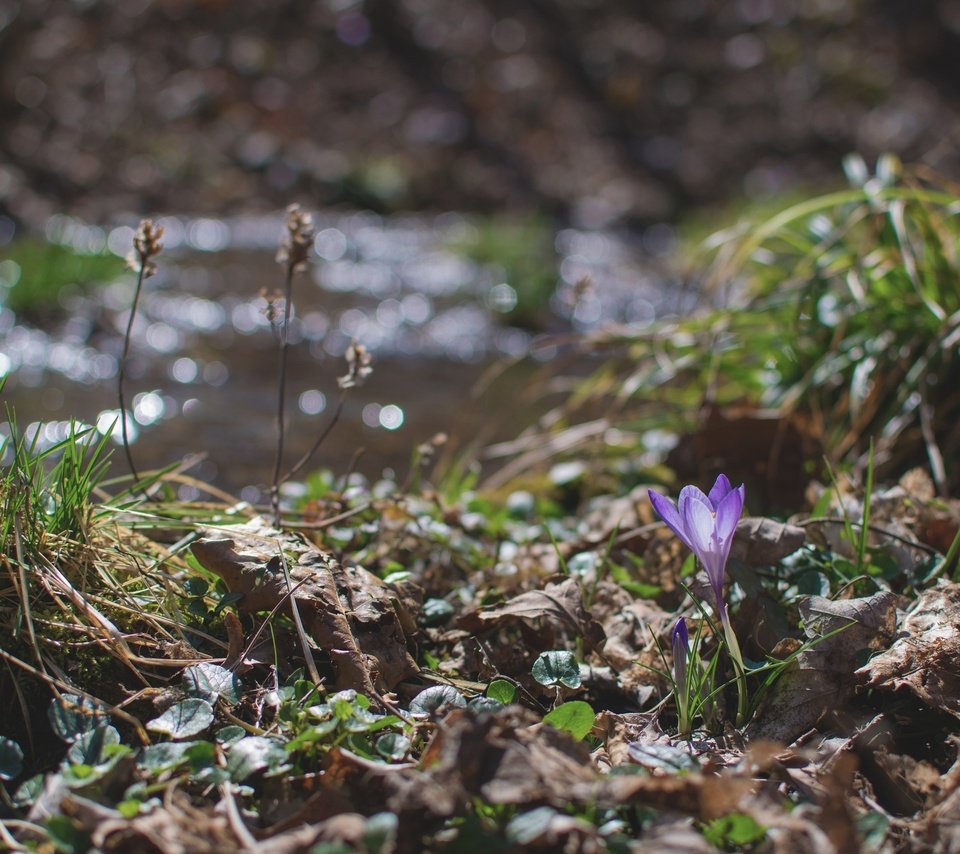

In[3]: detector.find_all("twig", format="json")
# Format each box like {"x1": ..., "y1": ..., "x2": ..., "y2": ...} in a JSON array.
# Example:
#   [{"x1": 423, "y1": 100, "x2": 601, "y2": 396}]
[
  {"x1": 275, "y1": 543, "x2": 322, "y2": 687},
  {"x1": 281, "y1": 500, "x2": 373, "y2": 531},
  {"x1": 118, "y1": 262, "x2": 146, "y2": 489},
  {"x1": 231, "y1": 575, "x2": 314, "y2": 673},
  {"x1": 220, "y1": 784, "x2": 260, "y2": 850},
  {"x1": 795, "y1": 517, "x2": 937, "y2": 554},
  {"x1": 338, "y1": 446, "x2": 365, "y2": 492},
  {"x1": 0, "y1": 820, "x2": 36, "y2": 851}
]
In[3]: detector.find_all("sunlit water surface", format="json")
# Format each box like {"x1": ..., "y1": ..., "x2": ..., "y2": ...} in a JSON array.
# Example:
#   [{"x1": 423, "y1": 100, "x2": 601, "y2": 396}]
[{"x1": 1, "y1": 211, "x2": 694, "y2": 499}]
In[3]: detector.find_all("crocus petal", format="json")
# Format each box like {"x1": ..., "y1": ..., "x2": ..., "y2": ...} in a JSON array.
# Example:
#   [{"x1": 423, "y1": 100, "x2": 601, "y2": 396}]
[
  {"x1": 648, "y1": 489, "x2": 695, "y2": 551},
  {"x1": 677, "y1": 485, "x2": 712, "y2": 516},
  {"x1": 681, "y1": 494, "x2": 715, "y2": 561},
  {"x1": 707, "y1": 474, "x2": 733, "y2": 507},
  {"x1": 714, "y1": 484, "x2": 745, "y2": 544},
  {"x1": 678, "y1": 485, "x2": 711, "y2": 507},
  {"x1": 701, "y1": 553, "x2": 727, "y2": 608}
]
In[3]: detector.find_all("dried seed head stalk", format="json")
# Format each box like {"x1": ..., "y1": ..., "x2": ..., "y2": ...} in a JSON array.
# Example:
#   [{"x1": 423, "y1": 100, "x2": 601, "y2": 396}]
[
  {"x1": 338, "y1": 340, "x2": 373, "y2": 389},
  {"x1": 276, "y1": 204, "x2": 315, "y2": 272},
  {"x1": 127, "y1": 219, "x2": 164, "y2": 278},
  {"x1": 259, "y1": 288, "x2": 285, "y2": 326}
]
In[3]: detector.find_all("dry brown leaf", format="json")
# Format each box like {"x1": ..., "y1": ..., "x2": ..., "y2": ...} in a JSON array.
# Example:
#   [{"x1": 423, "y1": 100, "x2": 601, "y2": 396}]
[
  {"x1": 731, "y1": 517, "x2": 806, "y2": 567},
  {"x1": 87, "y1": 790, "x2": 239, "y2": 853},
  {"x1": 367, "y1": 707, "x2": 602, "y2": 827},
  {"x1": 572, "y1": 763, "x2": 753, "y2": 820},
  {"x1": 665, "y1": 405, "x2": 821, "y2": 507},
  {"x1": 747, "y1": 591, "x2": 899, "y2": 744},
  {"x1": 857, "y1": 580, "x2": 960, "y2": 719},
  {"x1": 591, "y1": 710, "x2": 663, "y2": 769},
  {"x1": 191, "y1": 531, "x2": 419, "y2": 696},
  {"x1": 458, "y1": 576, "x2": 605, "y2": 651}
]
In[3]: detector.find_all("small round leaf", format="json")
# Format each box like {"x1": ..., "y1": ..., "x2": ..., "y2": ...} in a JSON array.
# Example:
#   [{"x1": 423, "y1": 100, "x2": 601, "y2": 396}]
[
  {"x1": 375, "y1": 733, "x2": 411, "y2": 761},
  {"x1": 468, "y1": 696, "x2": 504, "y2": 713},
  {"x1": 226, "y1": 736, "x2": 288, "y2": 782},
  {"x1": 627, "y1": 741, "x2": 700, "y2": 773},
  {"x1": 486, "y1": 679, "x2": 517, "y2": 705},
  {"x1": 531, "y1": 651, "x2": 581, "y2": 690},
  {"x1": 542, "y1": 701, "x2": 595, "y2": 741},
  {"x1": 48, "y1": 694, "x2": 106, "y2": 743},
  {"x1": 0, "y1": 737, "x2": 24, "y2": 781},
  {"x1": 182, "y1": 663, "x2": 240, "y2": 705},
  {"x1": 421, "y1": 598, "x2": 456, "y2": 627},
  {"x1": 139, "y1": 742, "x2": 192, "y2": 773},
  {"x1": 68, "y1": 725, "x2": 120, "y2": 766},
  {"x1": 147, "y1": 698, "x2": 214, "y2": 740},
  {"x1": 409, "y1": 685, "x2": 467, "y2": 718}
]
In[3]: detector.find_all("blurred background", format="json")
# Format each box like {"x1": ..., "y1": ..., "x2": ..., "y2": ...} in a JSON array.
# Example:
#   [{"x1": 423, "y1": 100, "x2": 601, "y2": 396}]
[
  {"x1": 2, "y1": 0, "x2": 960, "y2": 499},
  {"x1": 4, "y1": 0, "x2": 960, "y2": 225}
]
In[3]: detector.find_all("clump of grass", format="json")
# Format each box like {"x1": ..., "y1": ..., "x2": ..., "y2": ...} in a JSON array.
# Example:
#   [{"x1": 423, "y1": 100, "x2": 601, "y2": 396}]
[
  {"x1": 481, "y1": 157, "x2": 960, "y2": 498},
  {"x1": 706, "y1": 155, "x2": 960, "y2": 490},
  {"x1": 0, "y1": 405, "x2": 186, "y2": 752},
  {"x1": 0, "y1": 411, "x2": 112, "y2": 551}
]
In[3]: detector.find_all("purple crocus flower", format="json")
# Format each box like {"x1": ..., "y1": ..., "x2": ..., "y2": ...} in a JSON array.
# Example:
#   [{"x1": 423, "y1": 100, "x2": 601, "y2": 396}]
[{"x1": 648, "y1": 474, "x2": 745, "y2": 619}]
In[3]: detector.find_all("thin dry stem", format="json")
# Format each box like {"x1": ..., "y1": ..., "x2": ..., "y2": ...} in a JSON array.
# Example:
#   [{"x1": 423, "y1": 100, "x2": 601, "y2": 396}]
[
  {"x1": 270, "y1": 261, "x2": 296, "y2": 526},
  {"x1": 120, "y1": 219, "x2": 163, "y2": 495},
  {"x1": 270, "y1": 205, "x2": 315, "y2": 527},
  {"x1": 278, "y1": 389, "x2": 347, "y2": 488},
  {"x1": 276, "y1": 545, "x2": 322, "y2": 687}
]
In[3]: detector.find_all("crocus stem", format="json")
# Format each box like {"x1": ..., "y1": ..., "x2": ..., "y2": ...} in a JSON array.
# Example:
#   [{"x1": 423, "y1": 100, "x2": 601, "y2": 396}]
[
  {"x1": 677, "y1": 696, "x2": 690, "y2": 738},
  {"x1": 720, "y1": 611, "x2": 749, "y2": 727}
]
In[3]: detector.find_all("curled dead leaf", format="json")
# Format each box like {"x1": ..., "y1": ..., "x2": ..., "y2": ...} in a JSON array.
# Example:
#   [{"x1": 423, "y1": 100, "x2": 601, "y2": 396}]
[
  {"x1": 191, "y1": 531, "x2": 420, "y2": 696},
  {"x1": 746, "y1": 591, "x2": 899, "y2": 744},
  {"x1": 458, "y1": 576, "x2": 606, "y2": 651},
  {"x1": 857, "y1": 580, "x2": 960, "y2": 719},
  {"x1": 731, "y1": 517, "x2": 806, "y2": 566}
]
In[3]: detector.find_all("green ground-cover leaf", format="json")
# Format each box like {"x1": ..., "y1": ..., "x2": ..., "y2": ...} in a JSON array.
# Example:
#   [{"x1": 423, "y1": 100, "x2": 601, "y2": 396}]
[
  {"x1": 532, "y1": 651, "x2": 581, "y2": 690},
  {"x1": 702, "y1": 813, "x2": 767, "y2": 848},
  {"x1": 67, "y1": 725, "x2": 120, "y2": 766},
  {"x1": 486, "y1": 679, "x2": 518, "y2": 704},
  {"x1": 543, "y1": 701, "x2": 595, "y2": 740},
  {"x1": 48, "y1": 694, "x2": 108, "y2": 743},
  {"x1": 147, "y1": 698, "x2": 215, "y2": 740},
  {"x1": 182, "y1": 662, "x2": 240, "y2": 704},
  {"x1": 410, "y1": 685, "x2": 468, "y2": 718},
  {"x1": 627, "y1": 742, "x2": 700, "y2": 773},
  {"x1": 227, "y1": 736, "x2": 290, "y2": 781},
  {"x1": 375, "y1": 733, "x2": 411, "y2": 761},
  {"x1": 0, "y1": 737, "x2": 24, "y2": 780}
]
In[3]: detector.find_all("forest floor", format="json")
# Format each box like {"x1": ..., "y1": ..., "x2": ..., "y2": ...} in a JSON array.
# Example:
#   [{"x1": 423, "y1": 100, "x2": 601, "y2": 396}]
[{"x1": 2, "y1": 440, "x2": 960, "y2": 852}]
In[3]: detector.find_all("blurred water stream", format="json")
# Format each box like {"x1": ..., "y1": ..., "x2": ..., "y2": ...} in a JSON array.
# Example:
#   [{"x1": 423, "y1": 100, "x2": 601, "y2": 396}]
[{"x1": 0, "y1": 210, "x2": 690, "y2": 500}]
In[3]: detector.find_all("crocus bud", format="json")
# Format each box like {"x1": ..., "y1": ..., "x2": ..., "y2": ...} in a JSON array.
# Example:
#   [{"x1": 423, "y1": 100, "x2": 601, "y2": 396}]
[{"x1": 672, "y1": 616, "x2": 689, "y2": 692}]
